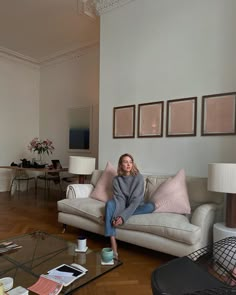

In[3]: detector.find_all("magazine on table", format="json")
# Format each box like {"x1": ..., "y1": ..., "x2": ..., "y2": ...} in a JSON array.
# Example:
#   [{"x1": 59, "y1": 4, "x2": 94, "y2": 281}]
[
  {"x1": 0, "y1": 241, "x2": 22, "y2": 253},
  {"x1": 28, "y1": 275, "x2": 63, "y2": 295},
  {"x1": 28, "y1": 263, "x2": 87, "y2": 294},
  {"x1": 46, "y1": 264, "x2": 86, "y2": 286}
]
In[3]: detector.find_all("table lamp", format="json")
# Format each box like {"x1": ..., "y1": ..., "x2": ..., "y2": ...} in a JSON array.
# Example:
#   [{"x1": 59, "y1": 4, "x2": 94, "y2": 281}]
[
  {"x1": 69, "y1": 156, "x2": 96, "y2": 184},
  {"x1": 208, "y1": 163, "x2": 236, "y2": 228}
]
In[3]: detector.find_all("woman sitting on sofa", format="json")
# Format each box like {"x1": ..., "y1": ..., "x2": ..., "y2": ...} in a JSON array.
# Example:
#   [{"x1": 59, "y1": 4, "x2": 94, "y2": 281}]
[{"x1": 105, "y1": 153, "x2": 155, "y2": 258}]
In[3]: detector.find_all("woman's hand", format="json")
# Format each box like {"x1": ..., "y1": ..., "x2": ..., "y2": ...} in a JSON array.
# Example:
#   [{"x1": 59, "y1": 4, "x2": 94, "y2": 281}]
[{"x1": 112, "y1": 216, "x2": 123, "y2": 227}]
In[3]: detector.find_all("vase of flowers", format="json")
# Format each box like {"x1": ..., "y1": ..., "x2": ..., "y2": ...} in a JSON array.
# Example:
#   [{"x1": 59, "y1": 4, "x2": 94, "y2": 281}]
[{"x1": 28, "y1": 137, "x2": 55, "y2": 164}]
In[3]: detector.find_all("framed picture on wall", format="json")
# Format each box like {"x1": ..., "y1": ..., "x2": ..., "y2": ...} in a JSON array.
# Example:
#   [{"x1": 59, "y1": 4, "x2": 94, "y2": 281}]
[
  {"x1": 137, "y1": 101, "x2": 164, "y2": 137},
  {"x1": 113, "y1": 105, "x2": 135, "y2": 138},
  {"x1": 166, "y1": 97, "x2": 197, "y2": 137},
  {"x1": 68, "y1": 106, "x2": 92, "y2": 152},
  {"x1": 201, "y1": 92, "x2": 236, "y2": 136}
]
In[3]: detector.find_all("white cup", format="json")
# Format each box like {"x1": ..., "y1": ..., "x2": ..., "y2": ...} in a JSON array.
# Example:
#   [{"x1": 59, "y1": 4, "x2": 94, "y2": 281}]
[{"x1": 77, "y1": 236, "x2": 87, "y2": 251}]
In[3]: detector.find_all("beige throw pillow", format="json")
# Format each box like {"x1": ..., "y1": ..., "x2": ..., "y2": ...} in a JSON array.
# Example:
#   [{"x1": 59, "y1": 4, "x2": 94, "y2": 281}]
[
  {"x1": 151, "y1": 169, "x2": 191, "y2": 214},
  {"x1": 90, "y1": 162, "x2": 117, "y2": 202}
]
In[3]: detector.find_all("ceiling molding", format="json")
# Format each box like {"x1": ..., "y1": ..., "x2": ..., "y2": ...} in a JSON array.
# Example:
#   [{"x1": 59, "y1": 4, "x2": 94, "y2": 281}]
[
  {"x1": 0, "y1": 41, "x2": 99, "y2": 66},
  {"x1": 39, "y1": 40, "x2": 99, "y2": 64},
  {"x1": 40, "y1": 42, "x2": 99, "y2": 67},
  {"x1": 0, "y1": 46, "x2": 39, "y2": 65},
  {"x1": 0, "y1": 0, "x2": 134, "y2": 63},
  {"x1": 95, "y1": 0, "x2": 135, "y2": 15}
]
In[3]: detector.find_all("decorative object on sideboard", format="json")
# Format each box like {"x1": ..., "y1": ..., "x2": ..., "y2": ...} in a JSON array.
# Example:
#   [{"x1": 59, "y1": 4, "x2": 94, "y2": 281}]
[
  {"x1": 208, "y1": 163, "x2": 236, "y2": 228},
  {"x1": 28, "y1": 137, "x2": 54, "y2": 164},
  {"x1": 68, "y1": 156, "x2": 96, "y2": 183}
]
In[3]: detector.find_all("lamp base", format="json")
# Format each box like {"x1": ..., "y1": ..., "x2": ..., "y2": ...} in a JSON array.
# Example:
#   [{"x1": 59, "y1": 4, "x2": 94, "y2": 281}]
[
  {"x1": 226, "y1": 193, "x2": 236, "y2": 228},
  {"x1": 77, "y1": 175, "x2": 85, "y2": 184}
]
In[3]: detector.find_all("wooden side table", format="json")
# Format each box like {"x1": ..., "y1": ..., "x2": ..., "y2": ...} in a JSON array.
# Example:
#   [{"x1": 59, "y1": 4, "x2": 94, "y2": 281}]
[{"x1": 213, "y1": 222, "x2": 236, "y2": 243}]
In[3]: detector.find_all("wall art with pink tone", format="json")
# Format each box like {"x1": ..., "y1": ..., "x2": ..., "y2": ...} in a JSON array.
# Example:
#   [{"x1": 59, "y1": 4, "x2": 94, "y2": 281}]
[
  {"x1": 113, "y1": 105, "x2": 135, "y2": 138},
  {"x1": 137, "y1": 101, "x2": 164, "y2": 137},
  {"x1": 166, "y1": 97, "x2": 197, "y2": 137},
  {"x1": 201, "y1": 92, "x2": 236, "y2": 136}
]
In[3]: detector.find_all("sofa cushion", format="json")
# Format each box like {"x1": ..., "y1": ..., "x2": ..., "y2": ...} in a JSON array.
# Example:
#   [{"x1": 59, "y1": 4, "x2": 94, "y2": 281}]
[
  {"x1": 123, "y1": 213, "x2": 200, "y2": 245},
  {"x1": 58, "y1": 198, "x2": 105, "y2": 223},
  {"x1": 90, "y1": 162, "x2": 117, "y2": 202},
  {"x1": 148, "y1": 169, "x2": 191, "y2": 214},
  {"x1": 186, "y1": 177, "x2": 224, "y2": 210},
  {"x1": 144, "y1": 175, "x2": 169, "y2": 201},
  {"x1": 145, "y1": 173, "x2": 224, "y2": 211},
  {"x1": 90, "y1": 170, "x2": 103, "y2": 187}
]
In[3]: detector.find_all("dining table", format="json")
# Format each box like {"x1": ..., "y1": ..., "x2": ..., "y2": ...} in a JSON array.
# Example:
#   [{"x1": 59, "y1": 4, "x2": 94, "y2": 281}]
[
  {"x1": 0, "y1": 165, "x2": 68, "y2": 195},
  {"x1": 0, "y1": 166, "x2": 68, "y2": 173}
]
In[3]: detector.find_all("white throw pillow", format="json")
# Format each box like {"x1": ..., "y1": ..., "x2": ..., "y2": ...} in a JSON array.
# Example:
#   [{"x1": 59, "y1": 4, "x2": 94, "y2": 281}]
[
  {"x1": 90, "y1": 162, "x2": 117, "y2": 202},
  {"x1": 150, "y1": 169, "x2": 191, "y2": 214}
]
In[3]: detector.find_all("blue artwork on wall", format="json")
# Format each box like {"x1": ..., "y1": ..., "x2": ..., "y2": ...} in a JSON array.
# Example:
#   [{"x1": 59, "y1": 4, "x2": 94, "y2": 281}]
[
  {"x1": 69, "y1": 128, "x2": 90, "y2": 149},
  {"x1": 68, "y1": 106, "x2": 91, "y2": 151}
]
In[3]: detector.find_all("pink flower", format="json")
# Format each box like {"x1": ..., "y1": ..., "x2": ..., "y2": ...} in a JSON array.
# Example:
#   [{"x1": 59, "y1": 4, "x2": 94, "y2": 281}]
[{"x1": 28, "y1": 137, "x2": 55, "y2": 155}]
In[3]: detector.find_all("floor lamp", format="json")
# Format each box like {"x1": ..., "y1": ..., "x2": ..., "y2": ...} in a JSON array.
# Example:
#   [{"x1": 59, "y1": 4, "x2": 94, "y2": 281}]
[
  {"x1": 69, "y1": 156, "x2": 96, "y2": 184},
  {"x1": 208, "y1": 163, "x2": 236, "y2": 228}
]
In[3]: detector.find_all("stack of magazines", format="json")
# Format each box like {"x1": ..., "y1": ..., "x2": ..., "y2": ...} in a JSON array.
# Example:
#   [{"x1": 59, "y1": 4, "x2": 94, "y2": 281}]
[
  {"x1": 0, "y1": 241, "x2": 22, "y2": 253},
  {"x1": 28, "y1": 275, "x2": 64, "y2": 295},
  {"x1": 28, "y1": 264, "x2": 88, "y2": 295}
]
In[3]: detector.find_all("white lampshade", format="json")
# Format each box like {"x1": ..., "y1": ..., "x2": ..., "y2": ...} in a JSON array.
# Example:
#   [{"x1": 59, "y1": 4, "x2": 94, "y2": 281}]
[
  {"x1": 208, "y1": 163, "x2": 236, "y2": 193},
  {"x1": 69, "y1": 156, "x2": 96, "y2": 175}
]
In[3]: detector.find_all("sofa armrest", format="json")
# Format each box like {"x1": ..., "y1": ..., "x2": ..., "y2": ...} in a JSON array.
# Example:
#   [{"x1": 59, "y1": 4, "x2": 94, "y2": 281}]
[
  {"x1": 191, "y1": 203, "x2": 217, "y2": 228},
  {"x1": 66, "y1": 184, "x2": 94, "y2": 199}
]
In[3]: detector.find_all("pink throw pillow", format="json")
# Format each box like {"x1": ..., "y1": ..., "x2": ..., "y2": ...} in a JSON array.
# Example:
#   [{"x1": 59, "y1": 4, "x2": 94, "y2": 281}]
[
  {"x1": 151, "y1": 169, "x2": 191, "y2": 214},
  {"x1": 90, "y1": 162, "x2": 117, "y2": 202}
]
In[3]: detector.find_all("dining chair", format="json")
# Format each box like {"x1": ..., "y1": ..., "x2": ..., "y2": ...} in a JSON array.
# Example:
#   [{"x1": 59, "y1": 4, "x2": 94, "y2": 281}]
[
  {"x1": 9, "y1": 170, "x2": 36, "y2": 195},
  {"x1": 36, "y1": 172, "x2": 63, "y2": 195}
]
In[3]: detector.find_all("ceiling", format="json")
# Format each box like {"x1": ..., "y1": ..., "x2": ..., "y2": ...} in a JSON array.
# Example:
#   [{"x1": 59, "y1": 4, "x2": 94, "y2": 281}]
[{"x1": 0, "y1": 0, "x2": 100, "y2": 63}]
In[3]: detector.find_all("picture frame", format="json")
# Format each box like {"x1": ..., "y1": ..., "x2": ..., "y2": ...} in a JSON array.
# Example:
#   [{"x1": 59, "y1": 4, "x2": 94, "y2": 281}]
[
  {"x1": 113, "y1": 105, "x2": 135, "y2": 138},
  {"x1": 68, "y1": 106, "x2": 92, "y2": 152},
  {"x1": 201, "y1": 92, "x2": 236, "y2": 136},
  {"x1": 137, "y1": 101, "x2": 164, "y2": 137},
  {"x1": 166, "y1": 97, "x2": 197, "y2": 137}
]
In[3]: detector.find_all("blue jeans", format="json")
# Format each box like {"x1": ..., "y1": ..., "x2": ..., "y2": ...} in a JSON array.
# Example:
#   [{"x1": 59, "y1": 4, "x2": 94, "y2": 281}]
[{"x1": 105, "y1": 199, "x2": 155, "y2": 237}]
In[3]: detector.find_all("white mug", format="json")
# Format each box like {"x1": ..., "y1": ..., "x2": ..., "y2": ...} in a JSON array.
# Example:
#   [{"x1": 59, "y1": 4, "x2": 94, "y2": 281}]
[{"x1": 77, "y1": 236, "x2": 87, "y2": 251}]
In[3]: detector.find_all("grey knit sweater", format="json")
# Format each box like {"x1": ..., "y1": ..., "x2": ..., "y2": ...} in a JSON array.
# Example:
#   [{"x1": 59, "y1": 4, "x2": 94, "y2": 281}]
[{"x1": 112, "y1": 173, "x2": 145, "y2": 223}]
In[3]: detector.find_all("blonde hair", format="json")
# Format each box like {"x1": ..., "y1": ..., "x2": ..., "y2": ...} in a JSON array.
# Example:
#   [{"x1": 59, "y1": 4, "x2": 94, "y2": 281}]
[{"x1": 117, "y1": 153, "x2": 139, "y2": 176}]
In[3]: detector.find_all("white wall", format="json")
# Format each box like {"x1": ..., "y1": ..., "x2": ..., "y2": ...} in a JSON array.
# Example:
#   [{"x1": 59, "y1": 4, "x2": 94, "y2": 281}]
[
  {"x1": 39, "y1": 45, "x2": 99, "y2": 167},
  {"x1": 99, "y1": 0, "x2": 236, "y2": 176},
  {"x1": 0, "y1": 55, "x2": 40, "y2": 190},
  {"x1": 0, "y1": 44, "x2": 99, "y2": 191}
]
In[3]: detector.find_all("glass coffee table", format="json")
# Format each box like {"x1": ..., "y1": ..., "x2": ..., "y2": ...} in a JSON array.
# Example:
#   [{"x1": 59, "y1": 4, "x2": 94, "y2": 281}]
[{"x1": 0, "y1": 231, "x2": 122, "y2": 294}]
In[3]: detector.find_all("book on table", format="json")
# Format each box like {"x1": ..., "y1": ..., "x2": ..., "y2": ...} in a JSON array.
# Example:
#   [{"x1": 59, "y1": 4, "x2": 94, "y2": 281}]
[
  {"x1": 0, "y1": 241, "x2": 22, "y2": 253},
  {"x1": 28, "y1": 275, "x2": 63, "y2": 295},
  {"x1": 46, "y1": 264, "x2": 86, "y2": 286},
  {"x1": 28, "y1": 264, "x2": 87, "y2": 295}
]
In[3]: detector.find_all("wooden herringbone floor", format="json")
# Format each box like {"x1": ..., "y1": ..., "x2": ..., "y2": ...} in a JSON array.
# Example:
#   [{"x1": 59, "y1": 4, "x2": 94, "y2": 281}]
[{"x1": 0, "y1": 188, "x2": 174, "y2": 295}]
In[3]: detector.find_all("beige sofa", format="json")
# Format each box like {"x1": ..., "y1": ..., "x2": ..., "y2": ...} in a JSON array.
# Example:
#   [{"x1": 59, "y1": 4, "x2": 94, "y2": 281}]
[{"x1": 57, "y1": 170, "x2": 224, "y2": 257}]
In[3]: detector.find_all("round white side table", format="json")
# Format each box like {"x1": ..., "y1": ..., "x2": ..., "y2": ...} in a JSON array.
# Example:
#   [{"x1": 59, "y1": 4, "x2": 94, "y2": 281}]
[{"x1": 213, "y1": 222, "x2": 236, "y2": 243}]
